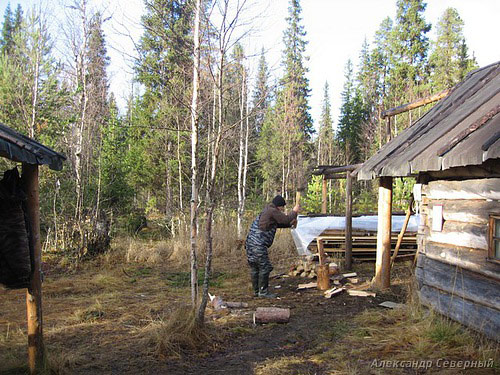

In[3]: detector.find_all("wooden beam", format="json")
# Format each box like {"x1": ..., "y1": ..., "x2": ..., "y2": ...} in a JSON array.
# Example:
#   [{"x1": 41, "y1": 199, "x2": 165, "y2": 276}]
[
  {"x1": 313, "y1": 164, "x2": 363, "y2": 175},
  {"x1": 373, "y1": 176, "x2": 392, "y2": 289},
  {"x1": 381, "y1": 89, "x2": 450, "y2": 119},
  {"x1": 22, "y1": 163, "x2": 45, "y2": 373},
  {"x1": 345, "y1": 172, "x2": 353, "y2": 270},
  {"x1": 386, "y1": 116, "x2": 392, "y2": 143},
  {"x1": 321, "y1": 177, "x2": 327, "y2": 214}
]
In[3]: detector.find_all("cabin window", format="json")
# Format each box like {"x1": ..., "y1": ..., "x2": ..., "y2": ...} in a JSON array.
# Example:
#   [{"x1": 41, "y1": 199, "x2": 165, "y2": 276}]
[{"x1": 489, "y1": 215, "x2": 500, "y2": 262}]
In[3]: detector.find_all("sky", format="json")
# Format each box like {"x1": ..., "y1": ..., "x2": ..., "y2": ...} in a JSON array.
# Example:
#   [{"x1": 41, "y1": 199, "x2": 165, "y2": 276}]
[{"x1": 2, "y1": 0, "x2": 500, "y2": 131}]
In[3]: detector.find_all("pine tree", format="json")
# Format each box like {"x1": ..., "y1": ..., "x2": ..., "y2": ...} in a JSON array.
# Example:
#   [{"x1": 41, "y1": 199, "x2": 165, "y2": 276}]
[{"x1": 0, "y1": 4, "x2": 22, "y2": 55}]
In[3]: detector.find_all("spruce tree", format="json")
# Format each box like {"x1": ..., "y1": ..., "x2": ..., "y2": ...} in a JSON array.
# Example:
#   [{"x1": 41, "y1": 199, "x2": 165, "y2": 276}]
[
  {"x1": 317, "y1": 81, "x2": 333, "y2": 166},
  {"x1": 389, "y1": 0, "x2": 431, "y2": 104},
  {"x1": 429, "y1": 8, "x2": 476, "y2": 90}
]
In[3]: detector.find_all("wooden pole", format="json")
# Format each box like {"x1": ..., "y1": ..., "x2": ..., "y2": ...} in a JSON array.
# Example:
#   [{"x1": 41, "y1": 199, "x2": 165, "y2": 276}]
[
  {"x1": 386, "y1": 116, "x2": 392, "y2": 143},
  {"x1": 22, "y1": 163, "x2": 45, "y2": 373},
  {"x1": 321, "y1": 177, "x2": 327, "y2": 214},
  {"x1": 381, "y1": 89, "x2": 450, "y2": 119},
  {"x1": 390, "y1": 197, "x2": 414, "y2": 268},
  {"x1": 345, "y1": 172, "x2": 353, "y2": 270},
  {"x1": 373, "y1": 176, "x2": 392, "y2": 289}
]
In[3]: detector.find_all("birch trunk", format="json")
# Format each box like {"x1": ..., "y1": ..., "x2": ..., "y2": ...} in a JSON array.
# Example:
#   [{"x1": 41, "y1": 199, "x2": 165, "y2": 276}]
[{"x1": 190, "y1": 0, "x2": 202, "y2": 308}]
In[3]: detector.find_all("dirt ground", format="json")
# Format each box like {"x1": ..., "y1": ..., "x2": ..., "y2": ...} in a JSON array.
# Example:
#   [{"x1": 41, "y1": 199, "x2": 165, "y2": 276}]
[{"x1": 0, "y1": 250, "x2": 497, "y2": 375}]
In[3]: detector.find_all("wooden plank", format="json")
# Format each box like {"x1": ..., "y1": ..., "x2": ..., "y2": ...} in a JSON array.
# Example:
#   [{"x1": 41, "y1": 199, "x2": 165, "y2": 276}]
[
  {"x1": 348, "y1": 290, "x2": 376, "y2": 297},
  {"x1": 427, "y1": 220, "x2": 488, "y2": 250},
  {"x1": 373, "y1": 177, "x2": 392, "y2": 289},
  {"x1": 423, "y1": 178, "x2": 500, "y2": 200},
  {"x1": 298, "y1": 282, "x2": 317, "y2": 290},
  {"x1": 427, "y1": 199, "x2": 500, "y2": 225},
  {"x1": 22, "y1": 163, "x2": 45, "y2": 373},
  {"x1": 423, "y1": 242, "x2": 500, "y2": 281},
  {"x1": 415, "y1": 254, "x2": 500, "y2": 311},
  {"x1": 418, "y1": 284, "x2": 500, "y2": 341}
]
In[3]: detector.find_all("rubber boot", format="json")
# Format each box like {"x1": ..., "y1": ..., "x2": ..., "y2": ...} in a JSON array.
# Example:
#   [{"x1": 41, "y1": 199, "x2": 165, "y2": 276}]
[
  {"x1": 250, "y1": 267, "x2": 259, "y2": 297},
  {"x1": 258, "y1": 272, "x2": 277, "y2": 298}
]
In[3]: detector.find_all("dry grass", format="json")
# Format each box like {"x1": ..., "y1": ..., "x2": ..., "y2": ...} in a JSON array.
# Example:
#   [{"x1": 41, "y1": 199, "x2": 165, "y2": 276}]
[
  {"x1": 310, "y1": 279, "x2": 500, "y2": 374},
  {"x1": 137, "y1": 306, "x2": 216, "y2": 360},
  {"x1": 255, "y1": 355, "x2": 321, "y2": 375}
]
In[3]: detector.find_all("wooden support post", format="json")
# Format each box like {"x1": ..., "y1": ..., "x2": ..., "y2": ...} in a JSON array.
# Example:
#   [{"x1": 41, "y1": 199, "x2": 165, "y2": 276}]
[
  {"x1": 345, "y1": 172, "x2": 353, "y2": 270},
  {"x1": 321, "y1": 177, "x2": 327, "y2": 214},
  {"x1": 22, "y1": 163, "x2": 45, "y2": 373},
  {"x1": 390, "y1": 197, "x2": 414, "y2": 268},
  {"x1": 373, "y1": 176, "x2": 393, "y2": 289}
]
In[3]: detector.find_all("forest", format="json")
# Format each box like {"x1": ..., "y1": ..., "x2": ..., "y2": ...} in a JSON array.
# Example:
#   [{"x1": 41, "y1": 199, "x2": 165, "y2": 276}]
[{"x1": 0, "y1": 0, "x2": 485, "y2": 358}]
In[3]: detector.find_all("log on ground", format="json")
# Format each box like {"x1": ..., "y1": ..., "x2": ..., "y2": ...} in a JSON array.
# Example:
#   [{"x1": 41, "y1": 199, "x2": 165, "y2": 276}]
[{"x1": 253, "y1": 307, "x2": 290, "y2": 324}]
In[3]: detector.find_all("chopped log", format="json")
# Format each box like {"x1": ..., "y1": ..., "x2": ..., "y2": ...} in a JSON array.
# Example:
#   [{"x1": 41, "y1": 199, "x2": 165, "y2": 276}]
[
  {"x1": 316, "y1": 264, "x2": 330, "y2": 290},
  {"x1": 307, "y1": 272, "x2": 315, "y2": 279},
  {"x1": 253, "y1": 307, "x2": 290, "y2": 324},
  {"x1": 328, "y1": 263, "x2": 339, "y2": 276},
  {"x1": 298, "y1": 282, "x2": 317, "y2": 290},
  {"x1": 324, "y1": 287, "x2": 344, "y2": 298},
  {"x1": 348, "y1": 290, "x2": 376, "y2": 297},
  {"x1": 296, "y1": 265, "x2": 304, "y2": 272},
  {"x1": 300, "y1": 271, "x2": 307, "y2": 278},
  {"x1": 346, "y1": 277, "x2": 359, "y2": 284}
]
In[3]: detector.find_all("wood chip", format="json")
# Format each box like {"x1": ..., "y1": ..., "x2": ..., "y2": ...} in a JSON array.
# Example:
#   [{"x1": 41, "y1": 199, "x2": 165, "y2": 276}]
[
  {"x1": 342, "y1": 272, "x2": 357, "y2": 278},
  {"x1": 297, "y1": 282, "x2": 317, "y2": 290},
  {"x1": 324, "y1": 287, "x2": 344, "y2": 298},
  {"x1": 347, "y1": 290, "x2": 376, "y2": 297},
  {"x1": 379, "y1": 301, "x2": 404, "y2": 309}
]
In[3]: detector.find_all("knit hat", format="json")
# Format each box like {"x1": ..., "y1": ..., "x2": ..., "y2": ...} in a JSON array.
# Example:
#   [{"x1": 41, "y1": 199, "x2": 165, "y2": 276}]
[{"x1": 272, "y1": 195, "x2": 286, "y2": 207}]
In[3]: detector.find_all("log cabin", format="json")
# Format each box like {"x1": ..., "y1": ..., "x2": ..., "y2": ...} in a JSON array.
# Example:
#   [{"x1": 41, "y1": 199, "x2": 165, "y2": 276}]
[{"x1": 356, "y1": 61, "x2": 500, "y2": 341}]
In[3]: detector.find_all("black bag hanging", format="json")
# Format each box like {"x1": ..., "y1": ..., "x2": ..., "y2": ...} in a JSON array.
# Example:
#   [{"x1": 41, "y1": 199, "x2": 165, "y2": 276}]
[{"x1": 0, "y1": 167, "x2": 31, "y2": 289}]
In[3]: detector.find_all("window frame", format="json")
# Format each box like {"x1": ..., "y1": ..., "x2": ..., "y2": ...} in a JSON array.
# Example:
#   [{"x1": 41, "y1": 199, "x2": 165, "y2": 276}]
[{"x1": 488, "y1": 214, "x2": 500, "y2": 264}]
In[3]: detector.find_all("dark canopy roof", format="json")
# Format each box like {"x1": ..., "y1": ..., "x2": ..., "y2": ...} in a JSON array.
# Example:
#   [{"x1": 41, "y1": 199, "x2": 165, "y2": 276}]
[
  {"x1": 0, "y1": 123, "x2": 66, "y2": 171},
  {"x1": 357, "y1": 61, "x2": 500, "y2": 180}
]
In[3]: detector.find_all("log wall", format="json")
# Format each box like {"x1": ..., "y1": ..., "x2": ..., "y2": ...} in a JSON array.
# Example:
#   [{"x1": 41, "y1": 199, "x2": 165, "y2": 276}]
[{"x1": 416, "y1": 178, "x2": 500, "y2": 341}]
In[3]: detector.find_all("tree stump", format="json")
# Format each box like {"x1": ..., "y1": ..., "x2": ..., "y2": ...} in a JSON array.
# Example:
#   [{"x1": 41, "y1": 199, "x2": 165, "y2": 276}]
[{"x1": 316, "y1": 264, "x2": 330, "y2": 290}]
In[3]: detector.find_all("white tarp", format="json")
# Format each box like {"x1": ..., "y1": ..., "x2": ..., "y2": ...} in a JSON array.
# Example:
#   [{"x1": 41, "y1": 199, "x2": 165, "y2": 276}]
[{"x1": 291, "y1": 215, "x2": 420, "y2": 256}]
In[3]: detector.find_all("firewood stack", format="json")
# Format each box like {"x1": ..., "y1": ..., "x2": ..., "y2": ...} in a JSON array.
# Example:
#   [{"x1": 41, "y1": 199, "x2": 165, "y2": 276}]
[{"x1": 288, "y1": 255, "x2": 339, "y2": 279}]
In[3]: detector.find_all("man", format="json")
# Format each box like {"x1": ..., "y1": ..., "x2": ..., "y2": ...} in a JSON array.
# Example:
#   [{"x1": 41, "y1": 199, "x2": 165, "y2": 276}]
[{"x1": 245, "y1": 195, "x2": 300, "y2": 298}]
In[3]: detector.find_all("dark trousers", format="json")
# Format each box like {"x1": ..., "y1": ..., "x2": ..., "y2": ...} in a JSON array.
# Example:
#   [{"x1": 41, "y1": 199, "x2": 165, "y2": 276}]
[{"x1": 247, "y1": 252, "x2": 273, "y2": 295}]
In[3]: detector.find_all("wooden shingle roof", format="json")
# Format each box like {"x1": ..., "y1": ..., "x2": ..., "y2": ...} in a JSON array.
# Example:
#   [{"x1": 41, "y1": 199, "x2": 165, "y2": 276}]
[
  {"x1": 357, "y1": 61, "x2": 500, "y2": 180},
  {"x1": 0, "y1": 123, "x2": 66, "y2": 171}
]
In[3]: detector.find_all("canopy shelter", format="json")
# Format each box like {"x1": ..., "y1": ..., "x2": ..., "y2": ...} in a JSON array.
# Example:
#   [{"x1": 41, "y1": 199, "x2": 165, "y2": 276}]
[
  {"x1": 311, "y1": 164, "x2": 362, "y2": 270},
  {"x1": 0, "y1": 122, "x2": 66, "y2": 373},
  {"x1": 356, "y1": 61, "x2": 500, "y2": 290}
]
